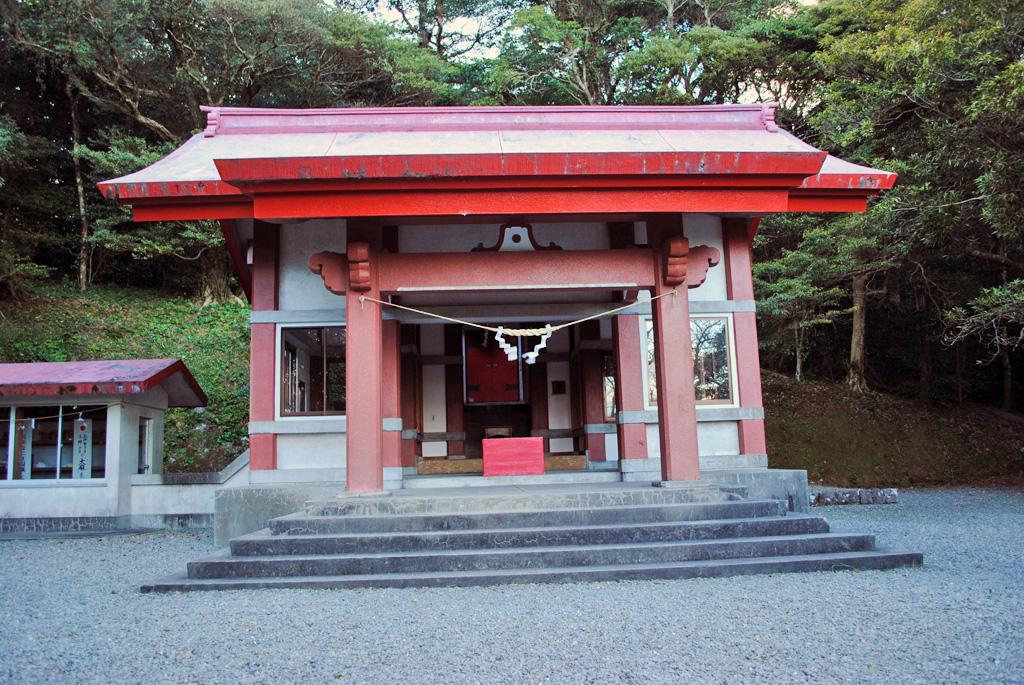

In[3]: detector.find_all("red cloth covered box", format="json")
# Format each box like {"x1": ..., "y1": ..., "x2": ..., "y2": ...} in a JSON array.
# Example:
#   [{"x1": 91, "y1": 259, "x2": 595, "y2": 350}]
[{"x1": 482, "y1": 437, "x2": 545, "y2": 476}]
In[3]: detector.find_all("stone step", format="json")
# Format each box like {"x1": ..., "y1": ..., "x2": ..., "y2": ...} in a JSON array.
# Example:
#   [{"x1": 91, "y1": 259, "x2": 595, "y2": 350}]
[
  {"x1": 401, "y1": 472, "x2": 622, "y2": 489},
  {"x1": 303, "y1": 483, "x2": 744, "y2": 518},
  {"x1": 142, "y1": 549, "x2": 924, "y2": 592},
  {"x1": 270, "y1": 499, "x2": 787, "y2": 536},
  {"x1": 189, "y1": 533, "x2": 875, "y2": 578},
  {"x1": 234, "y1": 515, "x2": 829, "y2": 556}
]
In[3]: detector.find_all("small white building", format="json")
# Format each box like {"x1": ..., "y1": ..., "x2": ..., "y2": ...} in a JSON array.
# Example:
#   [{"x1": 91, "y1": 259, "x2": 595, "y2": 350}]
[{"x1": 0, "y1": 359, "x2": 244, "y2": 530}]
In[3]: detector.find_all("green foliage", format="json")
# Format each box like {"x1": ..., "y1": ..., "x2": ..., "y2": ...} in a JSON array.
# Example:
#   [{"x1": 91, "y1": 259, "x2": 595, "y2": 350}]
[
  {"x1": 947, "y1": 280, "x2": 1024, "y2": 358},
  {"x1": 0, "y1": 283, "x2": 250, "y2": 471}
]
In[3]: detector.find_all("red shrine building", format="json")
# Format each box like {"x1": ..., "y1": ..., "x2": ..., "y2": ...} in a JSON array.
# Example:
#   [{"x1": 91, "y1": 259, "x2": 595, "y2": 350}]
[{"x1": 99, "y1": 104, "x2": 894, "y2": 509}]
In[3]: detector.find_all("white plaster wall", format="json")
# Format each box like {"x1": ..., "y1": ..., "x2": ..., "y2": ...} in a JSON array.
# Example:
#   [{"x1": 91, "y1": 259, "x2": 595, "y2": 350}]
[
  {"x1": 276, "y1": 433, "x2": 345, "y2": 469},
  {"x1": 419, "y1": 325, "x2": 448, "y2": 457},
  {"x1": 644, "y1": 421, "x2": 741, "y2": 458},
  {"x1": 546, "y1": 329, "x2": 573, "y2": 453},
  {"x1": 130, "y1": 483, "x2": 218, "y2": 516},
  {"x1": 604, "y1": 432, "x2": 620, "y2": 460},
  {"x1": 0, "y1": 483, "x2": 116, "y2": 518},
  {"x1": 421, "y1": 365, "x2": 448, "y2": 457},
  {"x1": 683, "y1": 214, "x2": 727, "y2": 301},
  {"x1": 646, "y1": 424, "x2": 661, "y2": 459},
  {"x1": 279, "y1": 219, "x2": 347, "y2": 310},
  {"x1": 398, "y1": 222, "x2": 608, "y2": 253},
  {"x1": 697, "y1": 421, "x2": 740, "y2": 456}
]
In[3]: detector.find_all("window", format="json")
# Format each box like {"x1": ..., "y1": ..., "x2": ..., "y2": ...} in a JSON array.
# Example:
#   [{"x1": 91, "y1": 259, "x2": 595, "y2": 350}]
[
  {"x1": 138, "y1": 416, "x2": 152, "y2": 474},
  {"x1": 645, "y1": 319, "x2": 658, "y2": 407},
  {"x1": 602, "y1": 353, "x2": 616, "y2": 421},
  {"x1": 644, "y1": 316, "x2": 735, "y2": 407},
  {"x1": 280, "y1": 326, "x2": 346, "y2": 416},
  {"x1": 691, "y1": 317, "x2": 733, "y2": 404},
  {"x1": 1, "y1": 405, "x2": 107, "y2": 480},
  {"x1": 0, "y1": 408, "x2": 9, "y2": 480}
]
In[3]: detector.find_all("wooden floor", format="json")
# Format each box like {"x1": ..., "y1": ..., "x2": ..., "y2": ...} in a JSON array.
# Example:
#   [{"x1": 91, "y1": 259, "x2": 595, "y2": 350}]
[{"x1": 417, "y1": 454, "x2": 587, "y2": 475}]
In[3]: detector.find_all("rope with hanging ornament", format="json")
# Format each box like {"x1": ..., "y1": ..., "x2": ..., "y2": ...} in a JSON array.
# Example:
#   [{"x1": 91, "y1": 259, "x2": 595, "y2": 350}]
[{"x1": 356, "y1": 289, "x2": 679, "y2": 364}]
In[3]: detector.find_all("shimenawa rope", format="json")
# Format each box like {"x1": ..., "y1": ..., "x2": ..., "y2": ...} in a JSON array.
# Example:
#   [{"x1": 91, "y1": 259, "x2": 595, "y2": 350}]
[{"x1": 357, "y1": 289, "x2": 678, "y2": 337}]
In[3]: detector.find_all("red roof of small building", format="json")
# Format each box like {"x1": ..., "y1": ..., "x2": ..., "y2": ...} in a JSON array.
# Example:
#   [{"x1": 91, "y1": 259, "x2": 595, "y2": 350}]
[{"x1": 0, "y1": 359, "x2": 207, "y2": 407}]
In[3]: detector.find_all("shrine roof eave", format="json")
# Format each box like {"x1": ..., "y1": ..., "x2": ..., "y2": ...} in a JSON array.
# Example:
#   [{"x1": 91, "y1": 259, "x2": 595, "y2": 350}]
[
  {"x1": 0, "y1": 359, "x2": 208, "y2": 407},
  {"x1": 797, "y1": 154, "x2": 897, "y2": 192}
]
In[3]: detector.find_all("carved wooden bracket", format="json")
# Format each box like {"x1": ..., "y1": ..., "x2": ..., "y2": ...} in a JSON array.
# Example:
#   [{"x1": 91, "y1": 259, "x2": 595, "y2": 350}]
[
  {"x1": 686, "y1": 245, "x2": 721, "y2": 289},
  {"x1": 347, "y1": 241, "x2": 372, "y2": 292},
  {"x1": 663, "y1": 236, "x2": 689, "y2": 286},
  {"x1": 663, "y1": 238, "x2": 720, "y2": 288},
  {"x1": 308, "y1": 251, "x2": 347, "y2": 295},
  {"x1": 472, "y1": 224, "x2": 562, "y2": 252}
]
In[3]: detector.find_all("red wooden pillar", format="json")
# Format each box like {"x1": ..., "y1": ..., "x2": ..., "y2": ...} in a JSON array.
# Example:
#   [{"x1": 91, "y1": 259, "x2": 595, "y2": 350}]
[
  {"x1": 649, "y1": 216, "x2": 700, "y2": 481},
  {"x1": 345, "y1": 237, "x2": 384, "y2": 492},
  {"x1": 444, "y1": 325, "x2": 465, "y2": 456},
  {"x1": 381, "y1": 319, "x2": 402, "y2": 470},
  {"x1": 399, "y1": 325, "x2": 420, "y2": 468},
  {"x1": 613, "y1": 314, "x2": 648, "y2": 460},
  {"x1": 579, "y1": 321, "x2": 607, "y2": 461},
  {"x1": 723, "y1": 218, "x2": 768, "y2": 455},
  {"x1": 249, "y1": 220, "x2": 278, "y2": 470}
]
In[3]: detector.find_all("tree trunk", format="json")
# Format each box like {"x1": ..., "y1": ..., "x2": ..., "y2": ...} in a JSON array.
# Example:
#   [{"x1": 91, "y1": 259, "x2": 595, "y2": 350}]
[
  {"x1": 918, "y1": 328, "x2": 932, "y2": 403},
  {"x1": 66, "y1": 83, "x2": 90, "y2": 291},
  {"x1": 847, "y1": 273, "x2": 869, "y2": 393},
  {"x1": 794, "y1": 322, "x2": 804, "y2": 382},
  {"x1": 955, "y1": 341, "x2": 965, "y2": 406},
  {"x1": 1000, "y1": 339, "x2": 1013, "y2": 412},
  {"x1": 199, "y1": 250, "x2": 233, "y2": 304}
]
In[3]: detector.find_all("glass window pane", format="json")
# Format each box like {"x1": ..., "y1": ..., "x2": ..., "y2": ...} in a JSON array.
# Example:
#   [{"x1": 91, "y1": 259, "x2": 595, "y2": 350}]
[
  {"x1": 645, "y1": 319, "x2": 657, "y2": 406},
  {"x1": 325, "y1": 327, "x2": 346, "y2": 413},
  {"x1": 0, "y1": 407, "x2": 10, "y2": 480},
  {"x1": 138, "y1": 416, "x2": 152, "y2": 474},
  {"x1": 19, "y1": 406, "x2": 60, "y2": 480},
  {"x1": 602, "y1": 353, "x2": 616, "y2": 421},
  {"x1": 61, "y1": 406, "x2": 107, "y2": 479},
  {"x1": 281, "y1": 326, "x2": 345, "y2": 416},
  {"x1": 692, "y1": 318, "x2": 732, "y2": 403}
]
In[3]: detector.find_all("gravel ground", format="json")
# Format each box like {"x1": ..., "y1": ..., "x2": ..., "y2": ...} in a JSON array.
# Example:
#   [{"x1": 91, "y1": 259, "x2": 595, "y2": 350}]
[{"x1": 0, "y1": 488, "x2": 1021, "y2": 685}]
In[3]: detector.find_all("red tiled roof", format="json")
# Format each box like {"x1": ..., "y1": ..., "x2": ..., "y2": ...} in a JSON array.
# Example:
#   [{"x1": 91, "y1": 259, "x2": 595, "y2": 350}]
[
  {"x1": 97, "y1": 104, "x2": 893, "y2": 202},
  {"x1": 0, "y1": 359, "x2": 207, "y2": 407}
]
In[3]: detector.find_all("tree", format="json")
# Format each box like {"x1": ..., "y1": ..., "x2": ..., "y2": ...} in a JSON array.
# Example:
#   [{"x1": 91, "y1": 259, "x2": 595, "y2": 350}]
[
  {"x1": 2, "y1": 0, "x2": 456, "y2": 300},
  {"x1": 338, "y1": 0, "x2": 520, "y2": 60},
  {"x1": 809, "y1": 0, "x2": 1024, "y2": 401},
  {"x1": 947, "y1": 281, "x2": 1024, "y2": 411}
]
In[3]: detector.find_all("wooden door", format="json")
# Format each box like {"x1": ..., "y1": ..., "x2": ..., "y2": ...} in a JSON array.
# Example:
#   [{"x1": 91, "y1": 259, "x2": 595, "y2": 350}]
[{"x1": 464, "y1": 330, "x2": 522, "y2": 404}]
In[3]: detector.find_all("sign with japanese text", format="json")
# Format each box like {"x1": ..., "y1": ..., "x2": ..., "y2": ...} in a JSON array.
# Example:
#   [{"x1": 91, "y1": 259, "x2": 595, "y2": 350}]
[
  {"x1": 73, "y1": 418, "x2": 93, "y2": 479},
  {"x1": 18, "y1": 419, "x2": 34, "y2": 480}
]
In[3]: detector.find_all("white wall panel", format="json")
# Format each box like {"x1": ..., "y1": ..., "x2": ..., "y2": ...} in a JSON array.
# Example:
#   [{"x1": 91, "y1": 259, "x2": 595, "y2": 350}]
[
  {"x1": 276, "y1": 433, "x2": 345, "y2": 469},
  {"x1": 421, "y1": 364, "x2": 448, "y2": 457},
  {"x1": 279, "y1": 219, "x2": 347, "y2": 310},
  {"x1": 697, "y1": 421, "x2": 740, "y2": 456},
  {"x1": 683, "y1": 214, "x2": 727, "y2": 301}
]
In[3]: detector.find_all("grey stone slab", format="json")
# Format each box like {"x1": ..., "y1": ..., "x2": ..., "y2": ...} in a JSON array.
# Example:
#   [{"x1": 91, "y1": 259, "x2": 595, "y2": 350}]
[
  {"x1": 701, "y1": 468, "x2": 810, "y2": 513},
  {"x1": 305, "y1": 483, "x2": 737, "y2": 517},
  {"x1": 141, "y1": 550, "x2": 924, "y2": 592},
  {"x1": 188, "y1": 534, "x2": 877, "y2": 578},
  {"x1": 231, "y1": 515, "x2": 829, "y2": 556},
  {"x1": 214, "y1": 484, "x2": 348, "y2": 545},
  {"x1": 272, "y1": 500, "x2": 787, "y2": 535}
]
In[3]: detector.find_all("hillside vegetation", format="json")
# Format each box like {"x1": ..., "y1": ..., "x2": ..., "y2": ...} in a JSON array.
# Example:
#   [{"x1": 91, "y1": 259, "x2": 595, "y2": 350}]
[
  {"x1": 765, "y1": 372, "x2": 1024, "y2": 487},
  {"x1": 2, "y1": 285, "x2": 1021, "y2": 484}
]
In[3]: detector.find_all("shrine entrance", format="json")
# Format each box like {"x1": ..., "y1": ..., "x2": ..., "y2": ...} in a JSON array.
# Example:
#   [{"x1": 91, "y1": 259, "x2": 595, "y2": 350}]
[{"x1": 415, "y1": 323, "x2": 589, "y2": 476}]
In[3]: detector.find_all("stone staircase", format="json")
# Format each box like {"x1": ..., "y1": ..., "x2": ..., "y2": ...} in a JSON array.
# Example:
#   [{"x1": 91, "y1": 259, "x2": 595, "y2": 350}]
[{"x1": 141, "y1": 485, "x2": 922, "y2": 592}]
